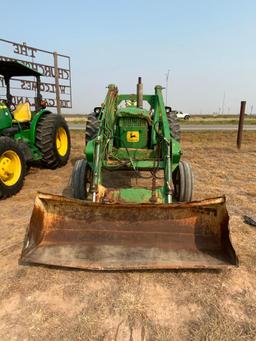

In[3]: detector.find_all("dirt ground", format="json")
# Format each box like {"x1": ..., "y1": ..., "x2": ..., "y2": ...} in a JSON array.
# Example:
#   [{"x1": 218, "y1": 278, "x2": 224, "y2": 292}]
[{"x1": 1, "y1": 131, "x2": 256, "y2": 341}]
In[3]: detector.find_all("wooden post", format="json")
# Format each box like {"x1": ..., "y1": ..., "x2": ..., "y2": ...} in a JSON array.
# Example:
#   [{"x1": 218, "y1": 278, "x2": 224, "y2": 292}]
[
  {"x1": 54, "y1": 52, "x2": 61, "y2": 114},
  {"x1": 237, "y1": 101, "x2": 246, "y2": 149}
]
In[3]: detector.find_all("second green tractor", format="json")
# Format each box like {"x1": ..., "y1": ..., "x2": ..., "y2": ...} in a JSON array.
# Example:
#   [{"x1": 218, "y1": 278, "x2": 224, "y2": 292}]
[{"x1": 0, "y1": 61, "x2": 71, "y2": 199}]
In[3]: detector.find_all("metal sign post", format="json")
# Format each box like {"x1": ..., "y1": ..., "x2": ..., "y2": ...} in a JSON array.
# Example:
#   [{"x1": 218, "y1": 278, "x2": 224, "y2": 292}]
[{"x1": 54, "y1": 52, "x2": 61, "y2": 114}]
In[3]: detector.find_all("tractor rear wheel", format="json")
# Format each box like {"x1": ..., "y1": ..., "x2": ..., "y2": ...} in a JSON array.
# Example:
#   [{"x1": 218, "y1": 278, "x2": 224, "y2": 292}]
[
  {"x1": 72, "y1": 159, "x2": 92, "y2": 200},
  {"x1": 36, "y1": 114, "x2": 71, "y2": 169},
  {"x1": 173, "y1": 160, "x2": 193, "y2": 202},
  {"x1": 167, "y1": 111, "x2": 180, "y2": 141},
  {"x1": 85, "y1": 113, "x2": 100, "y2": 143},
  {"x1": 0, "y1": 137, "x2": 26, "y2": 199}
]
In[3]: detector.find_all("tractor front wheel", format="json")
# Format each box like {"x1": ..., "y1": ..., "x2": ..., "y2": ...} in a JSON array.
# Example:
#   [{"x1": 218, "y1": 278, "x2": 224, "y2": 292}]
[
  {"x1": 0, "y1": 137, "x2": 26, "y2": 199},
  {"x1": 36, "y1": 114, "x2": 71, "y2": 169},
  {"x1": 173, "y1": 160, "x2": 194, "y2": 202},
  {"x1": 72, "y1": 159, "x2": 92, "y2": 200}
]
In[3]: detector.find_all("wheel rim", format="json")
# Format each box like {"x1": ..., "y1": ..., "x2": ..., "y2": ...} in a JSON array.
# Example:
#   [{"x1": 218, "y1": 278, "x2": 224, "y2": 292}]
[
  {"x1": 56, "y1": 127, "x2": 68, "y2": 157},
  {"x1": 0, "y1": 150, "x2": 21, "y2": 186}
]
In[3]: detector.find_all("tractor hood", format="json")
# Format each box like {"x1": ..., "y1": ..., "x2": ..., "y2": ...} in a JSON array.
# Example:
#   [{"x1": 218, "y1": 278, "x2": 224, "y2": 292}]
[{"x1": 116, "y1": 106, "x2": 151, "y2": 121}]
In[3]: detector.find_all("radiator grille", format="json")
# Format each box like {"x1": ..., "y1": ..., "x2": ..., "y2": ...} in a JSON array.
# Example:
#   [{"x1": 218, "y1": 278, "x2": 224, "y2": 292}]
[{"x1": 119, "y1": 117, "x2": 147, "y2": 128}]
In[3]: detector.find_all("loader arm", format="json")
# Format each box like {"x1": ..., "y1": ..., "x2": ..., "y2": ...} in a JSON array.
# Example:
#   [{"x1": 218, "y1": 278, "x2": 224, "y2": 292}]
[
  {"x1": 91, "y1": 85, "x2": 118, "y2": 201},
  {"x1": 155, "y1": 86, "x2": 173, "y2": 203}
]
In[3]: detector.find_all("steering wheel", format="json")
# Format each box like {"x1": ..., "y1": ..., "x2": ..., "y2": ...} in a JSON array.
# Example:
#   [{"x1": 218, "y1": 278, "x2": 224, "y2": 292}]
[{"x1": 9, "y1": 103, "x2": 16, "y2": 112}]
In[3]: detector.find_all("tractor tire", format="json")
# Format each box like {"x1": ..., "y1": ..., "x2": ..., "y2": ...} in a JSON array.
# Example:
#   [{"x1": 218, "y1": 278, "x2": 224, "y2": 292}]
[
  {"x1": 85, "y1": 113, "x2": 100, "y2": 143},
  {"x1": 0, "y1": 136, "x2": 26, "y2": 199},
  {"x1": 167, "y1": 111, "x2": 180, "y2": 141},
  {"x1": 72, "y1": 159, "x2": 92, "y2": 200},
  {"x1": 173, "y1": 160, "x2": 194, "y2": 202},
  {"x1": 36, "y1": 114, "x2": 71, "y2": 169}
]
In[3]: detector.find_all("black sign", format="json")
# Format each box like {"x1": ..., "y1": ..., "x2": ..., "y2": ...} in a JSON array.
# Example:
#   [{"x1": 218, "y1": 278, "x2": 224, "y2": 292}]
[
  {"x1": 13, "y1": 42, "x2": 38, "y2": 58},
  {"x1": 11, "y1": 95, "x2": 71, "y2": 108},
  {"x1": 0, "y1": 56, "x2": 70, "y2": 79},
  {"x1": 0, "y1": 39, "x2": 72, "y2": 112},
  {"x1": 0, "y1": 77, "x2": 70, "y2": 95}
]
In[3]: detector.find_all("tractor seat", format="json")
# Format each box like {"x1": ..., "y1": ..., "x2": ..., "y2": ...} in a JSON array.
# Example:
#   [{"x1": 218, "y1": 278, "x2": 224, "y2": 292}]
[{"x1": 13, "y1": 103, "x2": 32, "y2": 122}]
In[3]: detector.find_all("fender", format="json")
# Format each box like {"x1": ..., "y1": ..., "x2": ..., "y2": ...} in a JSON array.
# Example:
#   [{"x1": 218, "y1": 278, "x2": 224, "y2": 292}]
[
  {"x1": 0, "y1": 104, "x2": 12, "y2": 132},
  {"x1": 30, "y1": 109, "x2": 52, "y2": 144}
]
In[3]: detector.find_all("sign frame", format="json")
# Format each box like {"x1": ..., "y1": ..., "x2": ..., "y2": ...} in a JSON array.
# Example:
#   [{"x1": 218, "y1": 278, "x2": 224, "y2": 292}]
[{"x1": 0, "y1": 38, "x2": 72, "y2": 113}]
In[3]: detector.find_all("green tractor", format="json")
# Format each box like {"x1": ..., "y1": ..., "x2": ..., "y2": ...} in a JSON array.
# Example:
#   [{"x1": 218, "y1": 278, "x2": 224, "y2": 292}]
[
  {"x1": 20, "y1": 78, "x2": 237, "y2": 270},
  {"x1": 0, "y1": 61, "x2": 70, "y2": 199},
  {"x1": 73, "y1": 77, "x2": 190, "y2": 203}
]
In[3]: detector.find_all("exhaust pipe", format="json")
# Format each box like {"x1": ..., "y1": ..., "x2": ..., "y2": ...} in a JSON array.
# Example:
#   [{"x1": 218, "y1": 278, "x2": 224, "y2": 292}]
[{"x1": 137, "y1": 77, "x2": 143, "y2": 108}]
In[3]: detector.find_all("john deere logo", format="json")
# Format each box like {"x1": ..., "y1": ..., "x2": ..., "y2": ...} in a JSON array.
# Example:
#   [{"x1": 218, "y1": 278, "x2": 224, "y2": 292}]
[{"x1": 127, "y1": 131, "x2": 139, "y2": 142}]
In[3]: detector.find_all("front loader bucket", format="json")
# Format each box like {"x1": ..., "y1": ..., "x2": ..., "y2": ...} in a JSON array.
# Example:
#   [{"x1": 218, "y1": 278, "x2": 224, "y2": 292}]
[{"x1": 20, "y1": 193, "x2": 238, "y2": 270}]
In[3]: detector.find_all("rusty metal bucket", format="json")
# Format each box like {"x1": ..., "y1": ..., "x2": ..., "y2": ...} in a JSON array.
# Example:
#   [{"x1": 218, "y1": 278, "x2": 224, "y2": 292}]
[{"x1": 20, "y1": 193, "x2": 238, "y2": 270}]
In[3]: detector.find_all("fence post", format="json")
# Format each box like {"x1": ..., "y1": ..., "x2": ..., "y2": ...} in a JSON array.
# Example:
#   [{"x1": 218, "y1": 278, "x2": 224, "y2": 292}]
[{"x1": 237, "y1": 101, "x2": 246, "y2": 149}]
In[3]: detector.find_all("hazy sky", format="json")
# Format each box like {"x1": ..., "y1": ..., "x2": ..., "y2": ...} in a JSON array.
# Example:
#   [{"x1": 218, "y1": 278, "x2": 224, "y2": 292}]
[{"x1": 1, "y1": 0, "x2": 255, "y2": 114}]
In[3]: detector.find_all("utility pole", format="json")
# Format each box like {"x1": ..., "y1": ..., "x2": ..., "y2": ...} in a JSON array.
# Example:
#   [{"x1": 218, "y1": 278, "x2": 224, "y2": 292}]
[
  {"x1": 165, "y1": 69, "x2": 170, "y2": 105},
  {"x1": 221, "y1": 92, "x2": 226, "y2": 115}
]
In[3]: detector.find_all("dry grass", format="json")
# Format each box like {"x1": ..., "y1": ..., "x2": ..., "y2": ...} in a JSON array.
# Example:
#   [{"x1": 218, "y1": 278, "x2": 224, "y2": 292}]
[{"x1": 0, "y1": 131, "x2": 256, "y2": 340}]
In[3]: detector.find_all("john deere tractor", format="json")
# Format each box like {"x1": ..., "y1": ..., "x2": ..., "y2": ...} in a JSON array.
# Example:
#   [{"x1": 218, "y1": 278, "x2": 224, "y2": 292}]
[
  {"x1": 73, "y1": 77, "x2": 189, "y2": 203},
  {"x1": 20, "y1": 78, "x2": 237, "y2": 270},
  {"x1": 0, "y1": 61, "x2": 70, "y2": 199}
]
